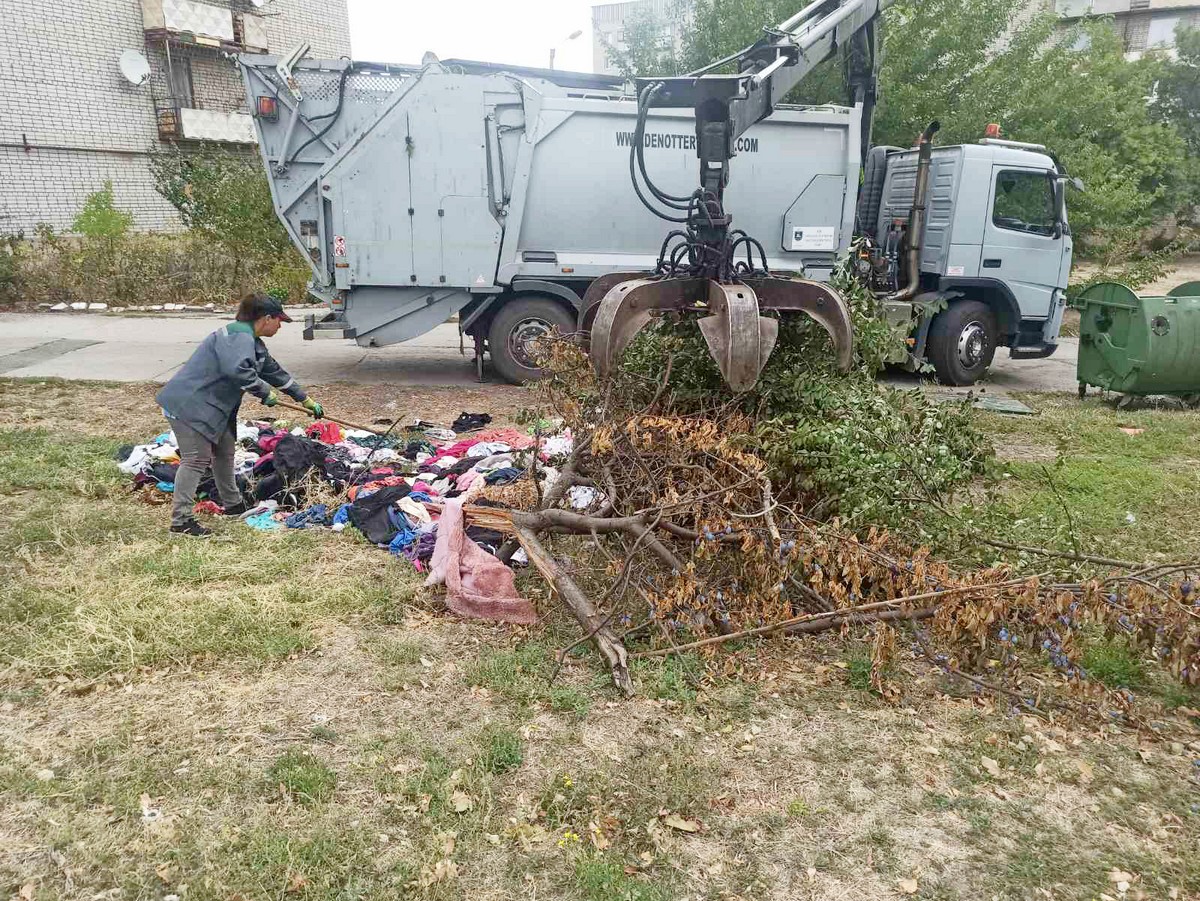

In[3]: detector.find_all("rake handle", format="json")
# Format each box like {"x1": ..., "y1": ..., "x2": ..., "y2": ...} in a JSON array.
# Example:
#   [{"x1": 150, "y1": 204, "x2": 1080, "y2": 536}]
[{"x1": 273, "y1": 400, "x2": 388, "y2": 436}]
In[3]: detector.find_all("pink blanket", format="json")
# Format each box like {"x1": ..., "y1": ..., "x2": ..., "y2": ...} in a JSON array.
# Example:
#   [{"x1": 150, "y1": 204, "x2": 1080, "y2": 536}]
[{"x1": 423, "y1": 498, "x2": 537, "y2": 624}]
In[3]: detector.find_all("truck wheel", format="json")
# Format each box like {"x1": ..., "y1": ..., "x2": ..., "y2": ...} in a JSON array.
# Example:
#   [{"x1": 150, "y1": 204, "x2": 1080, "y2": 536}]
[
  {"x1": 488, "y1": 296, "x2": 576, "y2": 384},
  {"x1": 927, "y1": 300, "x2": 998, "y2": 386}
]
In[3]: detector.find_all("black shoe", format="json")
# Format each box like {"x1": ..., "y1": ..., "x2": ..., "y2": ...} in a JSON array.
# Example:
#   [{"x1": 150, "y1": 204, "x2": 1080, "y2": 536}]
[
  {"x1": 221, "y1": 501, "x2": 248, "y2": 517},
  {"x1": 170, "y1": 520, "x2": 212, "y2": 537}
]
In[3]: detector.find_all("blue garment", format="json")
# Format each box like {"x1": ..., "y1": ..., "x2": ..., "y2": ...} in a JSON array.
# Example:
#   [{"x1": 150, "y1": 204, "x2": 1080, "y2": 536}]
[
  {"x1": 332, "y1": 503, "x2": 353, "y2": 526},
  {"x1": 245, "y1": 511, "x2": 283, "y2": 531},
  {"x1": 387, "y1": 518, "x2": 418, "y2": 554},
  {"x1": 408, "y1": 491, "x2": 432, "y2": 504},
  {"x1": 155, "y1": 321, "x2": 308, "y2": 444},
  {"x1": 484, "y1": 466, "x2": 523, "y2": 485},
  {"x1": 285, "y1": 504, "x2": 330, "y2": 529},
  {"x1": 156, "y1": 481, "x2": 175, "y2": 492}
]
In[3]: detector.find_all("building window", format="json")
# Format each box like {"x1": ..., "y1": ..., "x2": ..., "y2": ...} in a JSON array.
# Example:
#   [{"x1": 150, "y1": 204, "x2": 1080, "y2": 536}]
[
  {"x1": 168, "y1": 57, "x2": 195, "y2": 109},
  {"x1": 993, "y1": 170, "x2": 1056, "y2": 237},
  {"x1": 1147, "y1": 13, "x2": 1182, "y2": 48}
]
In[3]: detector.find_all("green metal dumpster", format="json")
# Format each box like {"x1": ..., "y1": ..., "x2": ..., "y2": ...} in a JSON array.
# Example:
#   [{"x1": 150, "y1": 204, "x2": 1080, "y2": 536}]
[{"x1": 1076, "y1": 281, "x2": 1200, "y2": 399}]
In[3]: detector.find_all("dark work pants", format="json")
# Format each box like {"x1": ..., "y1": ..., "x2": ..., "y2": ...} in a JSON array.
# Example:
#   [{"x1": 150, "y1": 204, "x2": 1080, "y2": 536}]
[{"x1": 170, "y1": 418, "x2": 241, "y2": 526}]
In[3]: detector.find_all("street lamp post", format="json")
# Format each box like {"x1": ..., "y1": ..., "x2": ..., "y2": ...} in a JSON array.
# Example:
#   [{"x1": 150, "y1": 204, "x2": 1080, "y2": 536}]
[{"x1": 549, "y1": 29, "x2": 583, "y2": 70}]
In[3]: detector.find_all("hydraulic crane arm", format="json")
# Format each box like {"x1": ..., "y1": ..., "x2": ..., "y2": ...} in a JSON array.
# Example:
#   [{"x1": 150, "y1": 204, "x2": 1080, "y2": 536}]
[
  {"x1": 634, "y1": 0, "x2": 892, "y2": 206},
  {"x1": 588, "y1": 0, "x2": 896, "y2": 391}
]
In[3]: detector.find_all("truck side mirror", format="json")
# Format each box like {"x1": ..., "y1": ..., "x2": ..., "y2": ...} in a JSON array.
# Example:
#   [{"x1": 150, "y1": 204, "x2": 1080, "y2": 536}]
[{"x1": 1052, "y1": 178, "x2": 1069, "y2": 239}]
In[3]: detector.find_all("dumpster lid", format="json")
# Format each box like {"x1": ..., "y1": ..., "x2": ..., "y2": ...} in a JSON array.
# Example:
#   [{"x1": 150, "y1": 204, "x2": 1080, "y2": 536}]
[{"x1": 1167, "y1": 280, "x2": 1200, "y2": 298}]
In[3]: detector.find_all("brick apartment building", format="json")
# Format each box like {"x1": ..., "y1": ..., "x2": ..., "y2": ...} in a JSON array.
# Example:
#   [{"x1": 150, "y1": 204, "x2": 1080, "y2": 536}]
[
  {"x1": 1054, "y1": 0, "x2": 1200, "y2": 56},
  {"x1": 0, "y1": 0, "x2": 351, "y2": 233}
]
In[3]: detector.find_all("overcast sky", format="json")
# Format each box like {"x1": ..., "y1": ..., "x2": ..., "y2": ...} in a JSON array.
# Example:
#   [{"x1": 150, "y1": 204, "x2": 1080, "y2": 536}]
[{"x1": 347, "y1": 0, "x2": 600, "y2": 72}]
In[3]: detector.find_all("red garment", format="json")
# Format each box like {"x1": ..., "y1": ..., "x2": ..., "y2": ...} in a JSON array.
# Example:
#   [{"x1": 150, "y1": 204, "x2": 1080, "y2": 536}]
[
  {"x1": 423, "y1": 498, "x2": 536, "y2": 624},
  {"x1": 429, "y1": 438, "x2": 482, "y2": 463},
  {"x1": 258, "y1": 434, "x2": 284, "y2": 453},
  {"x1": 472, "y1": 427, "x2": 537, "y2": 450},
  {"x1": 306, "y1": 421, "x2": 343, "y2": 443},
  {"x1": 193, "y1": 500, "x2": 223, "y2": 516}
]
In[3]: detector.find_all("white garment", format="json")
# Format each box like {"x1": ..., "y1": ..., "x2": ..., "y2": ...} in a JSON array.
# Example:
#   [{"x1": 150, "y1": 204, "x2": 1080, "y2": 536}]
[
  {"x1": 472, "y1": 453, "x2": 514, "y2": 473},
  {"x1": 568, "y1": 486, "x2": 603, "y2": 510},
  {"x1": 117, "y1": 445, "x2": 154, "y2": 475},
  {"x1": 540, "y1": 434, "x2": 574, "y2": 457},
  {"x1": 467, "y1": 441, "x2": 512, "y2": 458},
  {"x1": 148, "y1": 444, "x2": 181, "y2": 460},
  {"x1": 234, "y1": 450, "x2": 261, "y2": 475},
  {"x1": 237, "y1": 423, "x2": 261, "y2": 442},
  {"x1": 397, "y1": 496, "x2": 432, "y2": 525}
]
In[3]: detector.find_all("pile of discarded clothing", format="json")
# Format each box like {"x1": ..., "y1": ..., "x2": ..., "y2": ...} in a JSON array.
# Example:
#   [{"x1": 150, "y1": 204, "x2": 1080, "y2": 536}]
[{"x1": 115, "y1": 415, "x2": 590, "y2": 592}]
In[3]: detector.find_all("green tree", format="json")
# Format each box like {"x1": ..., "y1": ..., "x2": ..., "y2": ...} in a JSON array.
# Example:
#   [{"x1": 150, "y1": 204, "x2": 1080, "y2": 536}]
[
  {"x1": 1153, "y1": 25, "x2": 1200, "y2": 224},
  {"x1": 149, "y1": 145, "x2": 298, "y2": 269},
  {"x1": 149, "y1": 144, "x2": 311, "y2": 298},
  {"x1": 72, "y1": 180, "x2": 133, "y2": 241}
]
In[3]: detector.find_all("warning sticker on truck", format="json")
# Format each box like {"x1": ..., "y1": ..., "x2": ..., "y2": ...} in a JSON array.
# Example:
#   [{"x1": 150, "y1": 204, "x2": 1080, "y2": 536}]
[
  {"x1": 788, "y1": 226, "x2": 836, "y2": 251},
  {"x1": 333, "y1": 235, "x2": 347, "y2": 257}
]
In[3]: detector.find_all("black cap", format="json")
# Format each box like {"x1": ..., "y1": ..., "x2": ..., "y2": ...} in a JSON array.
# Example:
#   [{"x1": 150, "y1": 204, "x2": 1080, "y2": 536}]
[{"x1": 247, "y1": 294, "x2": 293, "y2": 322}]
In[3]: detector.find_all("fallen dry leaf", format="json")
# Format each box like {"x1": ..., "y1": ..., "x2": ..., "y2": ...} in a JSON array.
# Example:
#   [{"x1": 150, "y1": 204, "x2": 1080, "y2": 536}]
[
  {"x1": 450, "y1": 790, "x2": 473, "y2": 813},
  {"x1": 18, "y1": 884, "x2": 35, "y2": 901},
  {"x1": 981, "y1": 756, "x2": 1003, "y2": 778},
  {"x1": 661, "y1": 813, "x2": 701, "y2": 833},
  {"x1": 898, "y1": 877, "x2": 919, "y2": 894},
  {"x1": 1078, "y1": 760, "x2": 1095, "y2": 784},
  {"x1": 285, "y1": 872, "x2": 308, "y2": 894}
]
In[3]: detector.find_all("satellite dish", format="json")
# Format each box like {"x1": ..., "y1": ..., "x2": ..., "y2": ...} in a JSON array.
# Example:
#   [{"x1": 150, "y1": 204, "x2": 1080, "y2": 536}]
[
  {"x1": 421, "y1": 51, "x2": 440, "y2": 67},
  {"x1": 118, "y1": 49, "x2": 151, "y2": 86}
]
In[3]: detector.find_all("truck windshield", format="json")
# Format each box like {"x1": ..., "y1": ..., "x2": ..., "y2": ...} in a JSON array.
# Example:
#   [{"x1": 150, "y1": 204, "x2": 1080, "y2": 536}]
[{"x1": 992, "y1": 170, "x2": 1056, "y2": 237}]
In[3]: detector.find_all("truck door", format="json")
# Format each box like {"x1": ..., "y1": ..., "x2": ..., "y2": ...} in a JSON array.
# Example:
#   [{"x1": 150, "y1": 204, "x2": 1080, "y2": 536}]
[{"x1": 980, "y1": 167, "x2": 1064, "y2": 318}]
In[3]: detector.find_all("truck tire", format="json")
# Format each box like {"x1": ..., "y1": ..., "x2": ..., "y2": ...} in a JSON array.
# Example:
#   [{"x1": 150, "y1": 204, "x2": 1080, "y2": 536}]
[
  {"x1": 927, "y1": 299, "x2": 998, "y2": 386},
  {"x1": 488, "y1": 296, "x2": 576, "y2": 384}
]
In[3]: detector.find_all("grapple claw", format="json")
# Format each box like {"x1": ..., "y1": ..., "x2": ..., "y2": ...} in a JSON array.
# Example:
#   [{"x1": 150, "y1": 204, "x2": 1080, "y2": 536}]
[
  {"x1": 587, "y1": 271, "x2": 854, "y2": 391},
  {"x1": 697, "y1": 281, "x2": 778, "y2": 392},
  {"x1": 589, "y1": 277, "x2": 706, "y2": 378},
  {"x1": 742, "y1": 276, "x2": 855, "y2": 373}
]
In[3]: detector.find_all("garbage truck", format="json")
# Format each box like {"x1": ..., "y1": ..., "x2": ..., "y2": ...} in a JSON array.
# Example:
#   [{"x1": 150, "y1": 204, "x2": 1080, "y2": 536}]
[{"x1": 238, "y1": 0, "x2": 1075, "y2": 386}]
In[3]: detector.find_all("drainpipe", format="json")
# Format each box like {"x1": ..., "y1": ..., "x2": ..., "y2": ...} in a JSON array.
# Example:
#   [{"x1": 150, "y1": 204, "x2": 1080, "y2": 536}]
[{"x1": 885, "y1": 120, "x2": 940, "y2": 303}]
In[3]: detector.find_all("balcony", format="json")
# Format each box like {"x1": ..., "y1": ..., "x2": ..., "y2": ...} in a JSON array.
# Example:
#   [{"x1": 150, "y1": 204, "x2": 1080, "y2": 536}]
[
  {"x1": 141, "y1": 0, "x2": 268, "y2": 51},
  {"x1": 156, "y1": 103, "x2": 256, "y2": 144}
]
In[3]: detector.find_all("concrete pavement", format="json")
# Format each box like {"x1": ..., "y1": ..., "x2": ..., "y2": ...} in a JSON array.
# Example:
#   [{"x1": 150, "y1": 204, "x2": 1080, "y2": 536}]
[
  {"x1": 0, "y1": 311, "x2": 1081, "y2": 393},
  {"x1": 0, "y1": 311, "x2": 479, "y2": 386}
]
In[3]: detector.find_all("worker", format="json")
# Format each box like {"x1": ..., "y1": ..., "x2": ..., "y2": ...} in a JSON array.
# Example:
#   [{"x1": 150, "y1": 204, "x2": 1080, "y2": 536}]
[{"x1": 155, "y1": 292, "x2": 324, "y2": 536}]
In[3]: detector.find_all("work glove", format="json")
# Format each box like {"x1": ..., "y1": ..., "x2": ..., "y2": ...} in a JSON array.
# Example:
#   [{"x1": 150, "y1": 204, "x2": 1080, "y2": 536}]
[
  {"x1": 263, "y1": 388, "x2": 281, "y2": 407},
  {"x1": 302, "y1": 396, "x2": 324, "y2": 419}
]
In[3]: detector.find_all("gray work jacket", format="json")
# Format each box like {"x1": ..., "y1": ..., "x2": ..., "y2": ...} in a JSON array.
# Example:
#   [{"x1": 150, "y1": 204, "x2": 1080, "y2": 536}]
[{"x1": 155, "y1": 321, "x2": 308, "y2": 442}]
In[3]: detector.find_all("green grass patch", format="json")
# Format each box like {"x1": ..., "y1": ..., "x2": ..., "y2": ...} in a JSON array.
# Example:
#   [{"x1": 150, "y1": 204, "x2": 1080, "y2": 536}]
[
  {"x1": 969, "y1": 396, "x2": 1200, "y2": 561},
  {"x1": 845, "y1": 648, "x2": 873, "y2": 691},
  {"x1": 0, "y1": 427, "x2": 126, "y2": 496},
  {"x1": 574, "y1": 853, "x2": 671, "y2": 901},
  {"x1": 1080, "y1": 637, "x2": 1146, "y2": 689},
  {"x1": 631, "y1": 652, "x2": 703, "y2": 705},
  {"x1": 476, "y1": 723, "x2": 523, "y2": 775},
  {"x1": 267, "y1": 749, "x2": 338, "y2": 804}
]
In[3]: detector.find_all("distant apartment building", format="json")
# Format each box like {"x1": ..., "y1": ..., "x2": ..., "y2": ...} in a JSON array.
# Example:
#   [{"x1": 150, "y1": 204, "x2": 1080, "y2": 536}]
[
  {"x1": 0, "y1": 0, "x2": 351, "y2": 233},
  {"x1": 1054, "y1": 0, "x2": 1200, "y2": 56},
  {"x1": 592, "y1": 0, "x2": 690, "y2": 75}
]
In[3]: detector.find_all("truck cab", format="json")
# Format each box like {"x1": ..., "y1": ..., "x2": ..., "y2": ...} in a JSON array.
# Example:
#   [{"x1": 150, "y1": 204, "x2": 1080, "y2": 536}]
[{"x1": 868, "y1": 139, "x2": 1074, "y2": 384}]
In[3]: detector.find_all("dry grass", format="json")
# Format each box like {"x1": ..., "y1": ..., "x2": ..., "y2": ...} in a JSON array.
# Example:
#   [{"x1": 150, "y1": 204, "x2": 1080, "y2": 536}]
[{"x1": 1, "y1": 378, "x2": 1199, "y2": 901}]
